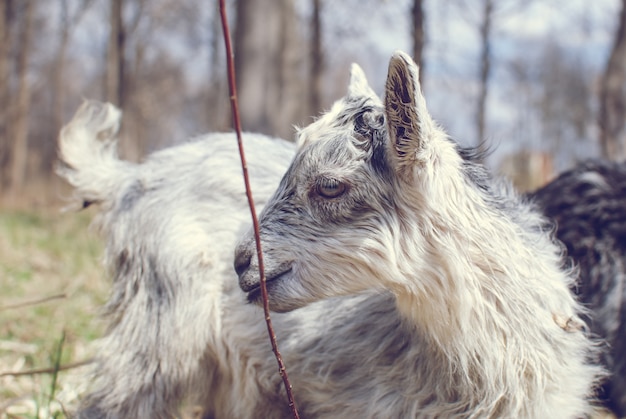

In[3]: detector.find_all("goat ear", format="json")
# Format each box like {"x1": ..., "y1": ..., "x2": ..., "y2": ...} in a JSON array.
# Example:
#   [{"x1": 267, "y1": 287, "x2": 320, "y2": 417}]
[
  {"x1": 348, "y1": 63, "x2": 377, "y2": 99},
  {"x1": 384, "y1": 51, "x2": 434, "y2": 170}
]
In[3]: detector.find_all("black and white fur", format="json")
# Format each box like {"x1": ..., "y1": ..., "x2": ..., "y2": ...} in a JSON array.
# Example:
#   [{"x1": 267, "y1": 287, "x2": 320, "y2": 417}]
[
  {"x1": 234, "y1": 50, "x2": 603, "y2": 417},
  {"x1": 531, "y1": 161, "x2": 626, "y2": 417}
]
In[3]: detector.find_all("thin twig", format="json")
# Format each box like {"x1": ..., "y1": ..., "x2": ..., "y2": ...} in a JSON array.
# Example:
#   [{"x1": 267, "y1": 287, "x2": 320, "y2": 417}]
[
  {"x1": 0, "y1": 358, "x2": 94, "y2": 378},
  {"x1": 218, "y1": 2, "x2": 300, "y2": 418},
  {"x1": 47, "y1": 330, "x2": 65, "y2": 408},
  {"x1": 0, "y1": 293, "x2": 67, "y2": 311}
]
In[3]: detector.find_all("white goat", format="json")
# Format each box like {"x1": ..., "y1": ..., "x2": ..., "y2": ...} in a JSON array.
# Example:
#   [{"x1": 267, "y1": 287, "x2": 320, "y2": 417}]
[
  {"x1": 58, "y1": 52, "x2": 603, "y2": 419},
  {"x1": 58, "y1": 100, "x2": 298, "y2": 418},
  {"x1": 234, "y1": 51, "x2": 604, "y2": 417}
]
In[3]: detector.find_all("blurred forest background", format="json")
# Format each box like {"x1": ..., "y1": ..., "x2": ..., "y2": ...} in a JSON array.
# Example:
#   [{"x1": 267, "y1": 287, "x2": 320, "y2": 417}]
[
  {"x1": 1, "y1": 0, "x2": 626, "y2": 205},
  {"x1": 3, "y1": 1, "x2": 626, "y2": 416}
]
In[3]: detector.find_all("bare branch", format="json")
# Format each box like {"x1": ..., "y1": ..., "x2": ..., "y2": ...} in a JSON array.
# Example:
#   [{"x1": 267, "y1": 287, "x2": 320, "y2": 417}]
[
  {"x1": 218, "y1": 1, "x2": 300, "y2": 418},
  {"x1": 0, "y1": 293, "x2": 67, "y2": 311},
  {"x1": 0, "y1": 358, "x2": 94, "y2": 378}
]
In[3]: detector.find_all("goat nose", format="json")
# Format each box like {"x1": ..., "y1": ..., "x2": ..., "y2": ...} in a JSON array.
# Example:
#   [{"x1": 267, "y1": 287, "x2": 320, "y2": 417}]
[{"x1": 234, "y1": 249, "x2": 252, "y2": 276}]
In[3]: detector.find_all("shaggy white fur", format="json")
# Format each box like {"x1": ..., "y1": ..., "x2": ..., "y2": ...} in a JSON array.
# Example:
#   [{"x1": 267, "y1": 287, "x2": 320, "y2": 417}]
[
  {"x1": 59, "y1": 52, "x2": 603, "y2": 419},
  {"x1": 235, "y1": 51, "x2": 604, "y2": 417}
]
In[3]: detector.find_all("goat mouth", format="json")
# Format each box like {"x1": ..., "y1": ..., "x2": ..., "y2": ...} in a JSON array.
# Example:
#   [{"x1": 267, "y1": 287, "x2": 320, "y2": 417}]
[{"x1": 246, "y1": 268, "x2": 292, "y2": 305}]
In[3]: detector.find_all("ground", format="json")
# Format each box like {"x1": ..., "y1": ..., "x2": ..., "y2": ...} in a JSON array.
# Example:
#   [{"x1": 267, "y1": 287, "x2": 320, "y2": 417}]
[{"x1": 0, "y1": 207, "x2": 106, "y2": 418}]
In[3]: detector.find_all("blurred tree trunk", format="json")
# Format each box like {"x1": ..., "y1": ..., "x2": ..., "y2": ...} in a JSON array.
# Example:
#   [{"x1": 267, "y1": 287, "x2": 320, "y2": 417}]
[
  {"x1": 309, "y1": 0, "x2": 323, "y2": 117},
  {"x1": 234, "y1": 0, "x2": 304, "y2": 139},
  {"x1": 53, "y1": 1, "x2": 71, "y2": 148},
  {"x1": 476, "y1": 0, "x2": 493, "y2": 158},
  {"x1": 8, "y1": 0, "x2": 34, "y2": 199},
  {"x1": 234, "y1": 0, "x2": 266, "y2": 132},
  {"x1": 0, "y1": 0, "x2": 11, "y2": 190},
  {"x1": 207, "y1": 8, "x2": 229, "y2": 131},
  {"x1": 107, "y1": 0, "x2": 125, "y2": 108},
  {"x1": 53, "y1": 0, "x2": 93, "y2": 149},
  {"x1": 106, "y1": 0, "x2": 143, "y2": 161},
  {"x1": 599, "y1": 0, "x2": 626, "y2": 161},
  {"x1": 412, "y1": 0, "x2": 425, "y2": 83}
]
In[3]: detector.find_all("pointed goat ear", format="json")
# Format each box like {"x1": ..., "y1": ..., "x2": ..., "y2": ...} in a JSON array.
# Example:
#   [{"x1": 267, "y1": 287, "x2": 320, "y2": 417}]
[
  {"x1": 384, "y1": 51, "x2": 435, "y2": 168},
  {"x1": 347, "y1": 63, "x2": 378, "y2": 100}
]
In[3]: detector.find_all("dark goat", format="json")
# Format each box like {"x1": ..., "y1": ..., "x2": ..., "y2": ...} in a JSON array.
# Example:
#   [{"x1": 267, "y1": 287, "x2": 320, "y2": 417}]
[{"x1": 531, "y1": 160, "x2": 626, "y2": 417}]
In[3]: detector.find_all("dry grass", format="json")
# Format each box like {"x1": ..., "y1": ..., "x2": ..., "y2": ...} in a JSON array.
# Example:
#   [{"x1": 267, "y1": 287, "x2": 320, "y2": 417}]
[{"x1": 0, "y1": 207, "x2": 107, "y2": 418}]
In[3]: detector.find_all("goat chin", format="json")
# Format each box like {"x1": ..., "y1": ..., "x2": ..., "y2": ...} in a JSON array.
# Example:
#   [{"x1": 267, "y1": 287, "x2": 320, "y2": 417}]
[{"x1": 60, "y1": 51, "x2": 620, "y2": 419}]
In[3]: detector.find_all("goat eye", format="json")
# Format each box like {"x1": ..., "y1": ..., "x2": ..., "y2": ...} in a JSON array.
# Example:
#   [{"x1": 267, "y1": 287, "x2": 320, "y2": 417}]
[{"x1": 316, "y1": 178, "x2": 347, "y2": 199}]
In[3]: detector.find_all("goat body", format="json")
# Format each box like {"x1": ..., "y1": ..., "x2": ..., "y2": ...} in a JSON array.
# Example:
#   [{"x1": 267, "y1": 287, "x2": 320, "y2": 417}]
[{"x1": 60, "y1": 53, "x2": 605, "y2": 418}]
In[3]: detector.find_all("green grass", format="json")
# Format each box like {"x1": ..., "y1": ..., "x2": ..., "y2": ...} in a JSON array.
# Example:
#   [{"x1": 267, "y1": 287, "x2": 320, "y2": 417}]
[{"x1": 0, "y1": 208, "x2": 107, "y2": 418}]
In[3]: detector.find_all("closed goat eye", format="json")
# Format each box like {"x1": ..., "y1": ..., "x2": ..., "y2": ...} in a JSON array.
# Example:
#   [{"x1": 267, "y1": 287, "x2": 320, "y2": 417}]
[{"x1": 316, "y1": 177, "x2": 347, "y2": 199}]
